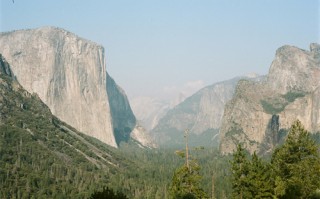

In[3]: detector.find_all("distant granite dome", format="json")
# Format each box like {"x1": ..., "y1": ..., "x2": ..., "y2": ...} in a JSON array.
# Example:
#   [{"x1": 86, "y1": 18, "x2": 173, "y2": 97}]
[
  {"x1": 0, "y1": 26, "x2": 154, "y2": 148},
  {"x1": 219, "y1": 43, "x2": 320, "y2": 154}
]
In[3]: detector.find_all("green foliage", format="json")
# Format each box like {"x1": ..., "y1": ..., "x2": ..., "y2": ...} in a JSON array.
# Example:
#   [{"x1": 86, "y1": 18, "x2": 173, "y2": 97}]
[
  {"x1": 170, "y1": 161, "x2": 208, "y2": 199},
  {"x1": 155, "y1": 128, "x2": 219, "y2": 149},
  {"x1": 260, "y1": 99, "x2": 286, "y2": 114},
  {"x1": 230, "y1": 144, "x2": 252, "y2": 198},
  {"x1": 0, "y1": 73, "x2": 121, "y2": 198},
  {"x1": 271, "y1": 120, "x2": 320, "y2": 199},
  {"x1": 0, "y1": 61, "x2": 231, "y2": 199},
  {"x1": 246, "y1": 153, "x2": 274, "y2": 198},
  {"x1": 169, "y1": 137, "x2": 208, "y2": 199},
  {"x1": 230, "y1": 120, "x2": 320, "y2": 199},
  {"x1": 261, "y1": 91, "x2": 306, "y2": 114},
  {"x1": 282, "y1": 91, "x2": 305, "y2": 102},
  {"x1": 90, "y1": 187, "x2": 128, "y2": 199}
]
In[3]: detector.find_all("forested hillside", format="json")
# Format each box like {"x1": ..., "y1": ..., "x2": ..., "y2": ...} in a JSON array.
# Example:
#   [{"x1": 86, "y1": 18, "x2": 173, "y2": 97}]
[
  {"x1": 0, "y1": 54, "x2": 232, "y2": 198},
  {"x1": 1, "y1": 51, "x2": 319, "y2": 199},
  {"x1": 0, "y1": 54, "x2": 130, "y2": 198}
]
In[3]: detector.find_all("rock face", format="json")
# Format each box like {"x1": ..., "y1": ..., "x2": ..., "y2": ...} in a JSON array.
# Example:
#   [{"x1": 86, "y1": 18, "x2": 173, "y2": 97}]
[
  {"x1": 219, "y1": 43, "x2": 320, "y2": 154},
  {"x1": 151, "y1": 75, "x2": 264, "y2": 147},
  {"x1": 131, "y1": 124, "x2": 158, "y2": 148},
  {"x1": 105, "y1": 73, "x2": 156, "y2": 148},
  {"x1": 0, "y1": 27, "x2": 152, "y2": 148}
]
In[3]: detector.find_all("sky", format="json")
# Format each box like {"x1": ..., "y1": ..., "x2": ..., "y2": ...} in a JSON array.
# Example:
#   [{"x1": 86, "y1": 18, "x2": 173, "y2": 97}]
[{"x1": 1, "y1": 0, "x2": 319, "y2": 100}]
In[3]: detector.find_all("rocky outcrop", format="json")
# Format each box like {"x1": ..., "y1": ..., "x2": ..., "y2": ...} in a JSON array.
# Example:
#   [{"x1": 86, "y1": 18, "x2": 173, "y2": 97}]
[
  {"x1": 151, "y1": 75, "x2": 264, "y2": 147},
  {"x1": 0, "y1": 27, "x2": 153, "y2": 148},
  {"x1": 219, "y1": 43, "x2": 320, "y2": 154},
  {"x1": 131, "y1": 124, "x2": 158, "y2": 148}
]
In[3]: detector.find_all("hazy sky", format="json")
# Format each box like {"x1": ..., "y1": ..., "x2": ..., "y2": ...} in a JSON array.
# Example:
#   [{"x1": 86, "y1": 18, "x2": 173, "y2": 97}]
[{"x1": 1, "y1": 0, "x2": 319, "y2": 100}]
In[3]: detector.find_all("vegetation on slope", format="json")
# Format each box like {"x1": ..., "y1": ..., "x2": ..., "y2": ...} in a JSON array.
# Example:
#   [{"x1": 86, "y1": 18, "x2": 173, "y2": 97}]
[
  {"x1": 0, "y1": 68, "x2": 129, "y2": 198},
  {"x1": 1, "y1": 55, "x2": 319, "y2": 199},
  {"x1": 260, "y1": 91, "x2": 306, "y2": 114},
  {"x1": 0, "y1": 55, "x2": 232, "y2": 199},
  {"x1": 230, "y1": 120, "x2": 320, "y2": 199}
]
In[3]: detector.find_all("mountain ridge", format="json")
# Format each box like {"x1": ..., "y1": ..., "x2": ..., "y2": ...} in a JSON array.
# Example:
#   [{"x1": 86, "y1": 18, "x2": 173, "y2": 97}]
[
  {"x1": 151, "y1": 74, "x2": 264, "y2": 147},
  {"x1": 219, "y1": 43, "x2": 320, "y2": 154}
]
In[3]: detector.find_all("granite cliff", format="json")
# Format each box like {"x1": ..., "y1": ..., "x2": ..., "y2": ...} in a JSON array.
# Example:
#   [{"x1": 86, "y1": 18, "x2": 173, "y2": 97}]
[
  {"x1": 219, "y1": 43, "x2": 320, "y2": 154},
  {"x1": 151, "y1": 75, "x2": 263, "y2": 147},
  {"x1": 0, "y1": 27, "x2": 153, "y2": 148}
]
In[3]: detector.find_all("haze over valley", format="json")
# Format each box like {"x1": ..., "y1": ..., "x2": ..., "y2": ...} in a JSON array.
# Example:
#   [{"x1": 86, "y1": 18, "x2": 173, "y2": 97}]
[{"x1": 0, "y1": 1, "x2": 319, "y2": 198}]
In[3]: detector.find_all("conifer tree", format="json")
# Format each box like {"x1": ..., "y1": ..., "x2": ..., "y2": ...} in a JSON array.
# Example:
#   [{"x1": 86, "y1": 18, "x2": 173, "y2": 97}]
[
  {"x1": 169, "y1": 129, "x2": 208, "y2": 199},
  {"x1": 247, "y1": 152, "x2": 274, "y2": 198},
  {"x1": 271, "y1": 120, "x2": 320, "y2": 199},
  {"x1": 230, "y1": 144, "x2": 251, "y2": 199}
]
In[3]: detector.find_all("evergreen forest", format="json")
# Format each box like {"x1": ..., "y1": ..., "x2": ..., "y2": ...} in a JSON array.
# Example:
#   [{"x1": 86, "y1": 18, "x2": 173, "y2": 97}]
[{"x1": 0, "y1": 62, "x2": 319, "y2": 198}]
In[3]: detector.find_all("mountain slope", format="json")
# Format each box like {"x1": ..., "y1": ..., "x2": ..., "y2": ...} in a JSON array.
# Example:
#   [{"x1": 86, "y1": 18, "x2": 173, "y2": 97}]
[
  {"x1": 0, "y1": 54, "x2": 130, "y2": 198},
  {"x1": 219, "y1": 43, "x2": 320, "y2": 154},
  {"x1": 151, "y1": 75, "x2": 264, "y2": 147},
  {"x1": 0, "y1": 27, "x2": 153, "y2": 148}
]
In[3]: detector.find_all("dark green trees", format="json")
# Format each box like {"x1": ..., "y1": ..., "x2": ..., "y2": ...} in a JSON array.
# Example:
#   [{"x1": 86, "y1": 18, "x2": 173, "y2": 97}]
[
  {"x1": 230, "y1": 145, "x2": 273, "y2": 198},
  {"x1": 90, "y1": 187, "x2": 128, "y2": 199},
  {"x1": 247, "y1": 153, "x2": 274, "y2": 198},
  {"x1": 170, "y1": 159, "x2": 207, "y2": 198},
  {"x1": 230, "y1": 144, "x2": 251, "y2": 198},
  {"x1": 231, "y1": 120, "x2": 320, "y2": 199},
  {"x1": 271, "y1": 120, "x2": 320, "y2": 199}
]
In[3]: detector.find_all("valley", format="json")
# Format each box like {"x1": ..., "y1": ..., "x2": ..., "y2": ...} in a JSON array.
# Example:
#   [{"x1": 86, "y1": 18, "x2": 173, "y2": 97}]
[{"x1": 0, "y1": 3, "x2": 319, "y2": 196}]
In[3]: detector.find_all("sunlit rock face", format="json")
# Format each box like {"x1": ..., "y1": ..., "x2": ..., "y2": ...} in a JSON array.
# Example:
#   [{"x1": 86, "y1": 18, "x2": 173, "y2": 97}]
[
  {"x1": 0, "y1": 27, "x2": 143, "y2": 147},
  {"x1": 219, "y1": 43, "x2": 320, "y2": 155}
]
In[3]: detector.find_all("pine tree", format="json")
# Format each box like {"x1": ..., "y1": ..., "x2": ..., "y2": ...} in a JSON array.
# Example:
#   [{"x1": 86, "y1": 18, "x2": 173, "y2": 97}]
[
  {"x1": 169, "y1": 129, "x2": 208, "y2": 199},
  {"x1": 247, "y1": 152, "x2": 274, "y2": 198},
  {"x1": 230, "y1": 144, "x2": 251, "y2": 199},
  {"x1": 170, "y1": 161, "x2": 207, "y2": 199},
  {"x1": 271, "y1": 120, "x2": 320, "y2": 199}
]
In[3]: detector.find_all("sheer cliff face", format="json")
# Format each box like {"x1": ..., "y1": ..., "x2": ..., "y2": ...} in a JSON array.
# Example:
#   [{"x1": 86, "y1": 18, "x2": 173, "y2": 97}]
[
  {"x1": 0, "y1": 27, "x2": 126, "y2": 147},
  {"x1": 220, "y1": 43, "x2": 320, "y2": 154},
  {"x1": 106, "y1": 73, "x2": 136, "y2": 145}
]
